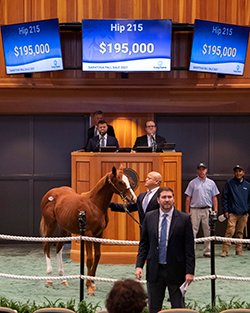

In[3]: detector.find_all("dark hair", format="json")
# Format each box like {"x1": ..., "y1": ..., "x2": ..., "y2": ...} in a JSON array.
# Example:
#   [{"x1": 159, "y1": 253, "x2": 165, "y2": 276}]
[
  {"x1": 94, "y1": 110, "x2": 103, "y2": 116},
  {"x1": 106, "y1": 279, "x2": 146, "y2": 313},
  {"x1": 97, "y1": 120, "x2": 107, "y2": 125},
  {"x1": 145, "y1": 120, "x2": 156, "y2": 127},
  {"x1": 157, "y1": 186, "x2": 174, "y2": 198}
]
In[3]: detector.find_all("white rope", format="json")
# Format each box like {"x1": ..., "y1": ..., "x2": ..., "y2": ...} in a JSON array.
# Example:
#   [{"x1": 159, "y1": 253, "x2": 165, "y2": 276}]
[
  {"x1": 1, "y1": 232, "x2": 250, "y2": 285},
  {"x1": 1, "y1": 233, "x2": 250, "y2": 245},
  {"x1": 1, "y1": 272, "x2": 250, "y2": 283},
  {"x1": 194, "y1": 236, "x2": 250, "y2": 244},
  {"x1": 0, "y1": 234, "x2": 139, "y2": 245}
]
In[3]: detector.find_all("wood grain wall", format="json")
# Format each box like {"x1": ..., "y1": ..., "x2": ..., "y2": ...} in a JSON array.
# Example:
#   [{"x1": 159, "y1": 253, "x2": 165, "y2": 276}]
[{"x1": 0, "y1": 0, "x2": 250, "y2": 114}]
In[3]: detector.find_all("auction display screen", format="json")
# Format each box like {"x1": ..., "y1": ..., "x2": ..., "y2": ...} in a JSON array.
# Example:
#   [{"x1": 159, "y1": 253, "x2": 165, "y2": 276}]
[
  {"x1": 189, "y1": 19, "x2": 249, "y2": 75},
  {"x1": 1, "y1": 18, "x2": 63, "y2": 74},
  {"x1": 82, "y1": 19, "x2": 172, "y2": 72}
]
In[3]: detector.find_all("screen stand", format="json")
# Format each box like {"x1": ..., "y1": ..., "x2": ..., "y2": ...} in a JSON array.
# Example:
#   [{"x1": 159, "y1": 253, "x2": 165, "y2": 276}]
[
  {"x1": 121, "y1": 72, "x2": 129, "y2": 79},
  {"x1": 24, "y1": 73, "x2": 32, "y2": 78},
  {"x1": 217, "y1": 73, "x2": 225, "y2": 78}
]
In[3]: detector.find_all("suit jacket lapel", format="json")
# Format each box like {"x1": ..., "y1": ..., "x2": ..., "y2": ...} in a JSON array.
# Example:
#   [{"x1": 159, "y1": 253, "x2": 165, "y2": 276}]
[
  {"x1": 138, "y1": 192, "x2": 146, "y2": 217},
  {"x1": 146, "y1": 192, "x2": 157, "y2": 212},
  {"x1": 151, "y1": 209, "x2": 159, "y2": 239},
  {"x1": 169, "y1": 207, "x2": 178, "y2": 240}
]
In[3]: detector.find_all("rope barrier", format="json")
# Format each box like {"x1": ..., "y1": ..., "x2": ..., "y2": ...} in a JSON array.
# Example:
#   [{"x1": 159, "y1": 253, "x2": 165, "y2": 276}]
[
  {"x1": 1, "y1": 233, "x2": 250, "y2": 284},
  {"x1": 1, "y1": 233, "x2": 250, "y2": 245}
]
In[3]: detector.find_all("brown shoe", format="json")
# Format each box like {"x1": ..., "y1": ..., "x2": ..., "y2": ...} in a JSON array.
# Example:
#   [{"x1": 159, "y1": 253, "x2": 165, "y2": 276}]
[
  {"x1": 236, "y1": 251, "x2": 244, "y2": 257},
  {"x1": 220, "y1": 251, "x2": 228, "y2": 257}
]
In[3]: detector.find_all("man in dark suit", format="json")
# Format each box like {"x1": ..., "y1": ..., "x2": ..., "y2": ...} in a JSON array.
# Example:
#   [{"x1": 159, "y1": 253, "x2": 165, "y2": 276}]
[
  {"x1": 86, "y1": 120, "x2": 119, "y2": 152},
  {"x1": 135, "y1": 187, "x2": 195, "y2": 313},
  {"x1": 110, "y1": 171, "x2": 162, "y2": 230},
  {"x1": 132, "y1": 120, "x2": 166, "y2": 152},
  {"x1": 84, "y1": 110, "x2": 115, "y2": 149}
]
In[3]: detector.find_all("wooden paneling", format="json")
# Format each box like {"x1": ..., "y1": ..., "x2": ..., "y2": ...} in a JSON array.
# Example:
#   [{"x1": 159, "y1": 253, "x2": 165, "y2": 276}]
[{"x1": 71, "y1": 152, "x2": 182, "y2": 263}]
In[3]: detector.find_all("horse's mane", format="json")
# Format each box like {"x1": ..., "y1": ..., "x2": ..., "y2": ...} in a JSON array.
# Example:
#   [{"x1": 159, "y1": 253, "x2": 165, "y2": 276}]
[{"x1": 81, "y1": 172, "x2": 110, "y2": 199}]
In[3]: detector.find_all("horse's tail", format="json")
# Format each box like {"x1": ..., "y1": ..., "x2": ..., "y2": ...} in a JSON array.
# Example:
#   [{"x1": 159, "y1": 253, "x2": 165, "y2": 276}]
[{"x1": 40, "y1": 216, "x2": 47, "y2": 237}]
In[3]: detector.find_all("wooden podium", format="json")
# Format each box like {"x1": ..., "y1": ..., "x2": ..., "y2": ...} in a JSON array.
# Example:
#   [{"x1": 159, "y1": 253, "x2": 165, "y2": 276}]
[{"x1": 70, "y1": 152, "x2": 182, "y2": 264}]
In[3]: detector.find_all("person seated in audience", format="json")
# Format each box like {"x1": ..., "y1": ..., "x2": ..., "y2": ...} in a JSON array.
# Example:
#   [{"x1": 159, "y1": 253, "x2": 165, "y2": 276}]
[
  {"x1": 86, "y1": 120, "x2": 119, "y2": 152},
  {"x1": 105, "y1": 278, "x2": 147, "y2": 313},
  {"x1": 132, "y1": 120, "x2": 166, "y2": 152},
  {"x1": 84, "y1": 110, "x2": 115, "y2": 149}
]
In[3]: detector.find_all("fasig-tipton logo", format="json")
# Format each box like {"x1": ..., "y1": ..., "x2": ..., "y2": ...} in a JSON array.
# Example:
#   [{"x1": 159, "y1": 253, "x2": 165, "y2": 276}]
[
  {"x1": 51, "y1": 59, "x2": 60, "y2": 69},
  {"x1": 123, "y1": 168, "x2": 139, "y2": 191},
  {"x1": 233, "y1": 64, "x2": 241, "y2": 74},
  {"x1": 153, "y1": 60, "x2": 167, "y2": 70}
]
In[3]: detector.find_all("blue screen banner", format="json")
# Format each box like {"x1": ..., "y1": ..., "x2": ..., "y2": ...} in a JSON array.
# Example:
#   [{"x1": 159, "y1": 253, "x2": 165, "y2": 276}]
[
  {"x1": 190, "y1": 19, "x2": 249, "y2": 75},
  {"x1": 1, "y1": 18, "x2": 63, "y2": 74},
  {"x1": 82, "y1": 19, "x2": 172, "y2": 71}
]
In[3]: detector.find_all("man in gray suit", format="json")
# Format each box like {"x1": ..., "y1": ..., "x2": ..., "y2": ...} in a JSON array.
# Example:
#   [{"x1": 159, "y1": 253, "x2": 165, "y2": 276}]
[
  {"x1": 135, "y1": 187, "x2": 195, "y2": 313},
  {"x1": 109, "y1": 171, "x2": 162, "y2": 230}
]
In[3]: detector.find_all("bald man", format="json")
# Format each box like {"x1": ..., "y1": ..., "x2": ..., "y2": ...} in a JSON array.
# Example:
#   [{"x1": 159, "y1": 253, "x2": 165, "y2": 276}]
[{"x1": 110, "y1": 171, "x2": 162, "y2": 231}]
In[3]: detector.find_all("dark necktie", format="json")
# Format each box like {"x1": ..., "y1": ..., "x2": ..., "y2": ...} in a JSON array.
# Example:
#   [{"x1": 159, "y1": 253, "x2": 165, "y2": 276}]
[
  {"x1": 150, "y1": 137, "x2": 155, "y2": 152},
  {"x1": 100, "y1": 136, "x2": 105, "y2": 147},
  {"x1": 159, "y1": 213, "x2": 168, "y2": 264},
  {"x1": 94, "y1": 126, "x2": 98, "y2": 136}
]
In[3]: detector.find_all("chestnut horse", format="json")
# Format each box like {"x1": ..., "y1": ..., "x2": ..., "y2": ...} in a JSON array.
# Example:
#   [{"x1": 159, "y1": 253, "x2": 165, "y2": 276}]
[{"x1": 40, "y1": 165, "x2": 135, "y2": 295}]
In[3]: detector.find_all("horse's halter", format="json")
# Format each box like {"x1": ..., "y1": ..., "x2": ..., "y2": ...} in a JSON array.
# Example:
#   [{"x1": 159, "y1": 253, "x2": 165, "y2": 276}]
[
  {"x1": 108, "y1": 175, "x2": 141, "y2": 227},
  {"x1": 108, "y1": 176, "x2": 134, "y2": 204}
]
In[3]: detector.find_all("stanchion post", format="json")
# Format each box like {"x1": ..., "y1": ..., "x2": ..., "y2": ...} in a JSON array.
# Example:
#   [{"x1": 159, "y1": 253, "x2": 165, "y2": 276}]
[
  {"x1": 209, "y1": 210, "x2": 217, "y2": 306},
  {"x1": 78, "y1": 210, "x2": 86, "y2": 303}
]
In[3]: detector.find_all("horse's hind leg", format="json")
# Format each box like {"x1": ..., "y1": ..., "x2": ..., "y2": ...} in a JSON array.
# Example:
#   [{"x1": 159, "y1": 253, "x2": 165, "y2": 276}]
[
  {"x1": 40, "y1": 216, "x2": 57, "y2": 286},
  {"x1": 56, "y1": 228, "x2": 69, "y2": 286}
]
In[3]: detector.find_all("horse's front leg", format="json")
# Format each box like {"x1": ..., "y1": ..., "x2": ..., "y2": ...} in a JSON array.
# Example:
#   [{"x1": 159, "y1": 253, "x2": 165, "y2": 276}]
[
  {"x1": 85, "y1": 241, "x2": 95, "y2": 296},
  {"x1": 89, "y1": 241, "x2": 101, "y2": 291}
]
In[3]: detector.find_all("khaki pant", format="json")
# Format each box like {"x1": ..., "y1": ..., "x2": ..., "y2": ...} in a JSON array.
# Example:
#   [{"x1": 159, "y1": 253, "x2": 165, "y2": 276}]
[
  {"x1": 222, "y1": 213, "x2": 249, "y2": 252},
  {"x1": 190, "y1": 208, "x2": 210, "y2": 254}
]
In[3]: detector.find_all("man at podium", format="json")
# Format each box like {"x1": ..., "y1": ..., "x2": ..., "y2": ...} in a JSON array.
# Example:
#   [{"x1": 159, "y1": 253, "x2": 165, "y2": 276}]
[
  {"x1": 132, "y1": 120, "x2": 166, "y2": 152},
  {"x1": 86, "y1": 120, "x2": 119, "y2": 152},
  {"x1": 84, "y1": 110, "x2": 116, "y2": 149}
]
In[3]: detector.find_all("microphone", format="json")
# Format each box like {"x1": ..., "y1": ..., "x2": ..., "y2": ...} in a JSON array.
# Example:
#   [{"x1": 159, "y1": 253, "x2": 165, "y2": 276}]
[{"x1": 100, "y1": 129, "x2": 105, "y2": 136}]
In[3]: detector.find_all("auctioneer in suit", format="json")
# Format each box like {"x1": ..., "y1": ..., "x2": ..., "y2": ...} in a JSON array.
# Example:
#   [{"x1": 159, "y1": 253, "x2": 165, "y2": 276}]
[{"x1": 133, "y1": 134, "x2": 166, "y2": 152}]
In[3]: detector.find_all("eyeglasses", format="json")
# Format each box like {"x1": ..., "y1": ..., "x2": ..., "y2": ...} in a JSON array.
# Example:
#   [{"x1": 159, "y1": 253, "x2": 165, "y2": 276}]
[{"x1": 146, "y1": 125, "x2": 156, "y2": 128}]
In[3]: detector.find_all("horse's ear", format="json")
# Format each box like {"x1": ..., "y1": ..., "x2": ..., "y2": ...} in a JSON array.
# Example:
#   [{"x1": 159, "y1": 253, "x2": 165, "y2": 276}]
[
  {"x1": 112, "y1": 166, "x2": 117, "y2": 177},
  {"x1": 119, "y1": 164, "x2": 124, "y2": 172}
]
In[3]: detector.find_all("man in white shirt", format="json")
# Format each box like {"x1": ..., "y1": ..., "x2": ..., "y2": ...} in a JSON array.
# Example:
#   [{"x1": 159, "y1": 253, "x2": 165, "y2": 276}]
[
  {"x1": 86, "y1": 120, "x2": 119, "y2": 152},
  {"x1": 135, "y1": 187, "x2": 195, "y2": 313},
  {"x1": 84, "y1": 110, "x2": 115, "y2": 149},
  {"x1": 132, "y1": 120, "x2": 166, "y2": 152}
]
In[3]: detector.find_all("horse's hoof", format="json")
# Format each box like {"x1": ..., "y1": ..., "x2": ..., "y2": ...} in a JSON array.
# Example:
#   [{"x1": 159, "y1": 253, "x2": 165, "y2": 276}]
[
  {"x1": 87, "y1": 286, "x2": 95, "y2": 296},
  {"x1": 61, "y1": 281, "x2": 68, "y2": 286},
  {"x1": 46, "y1": 281, "x2": 53, "y2": 286}
]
